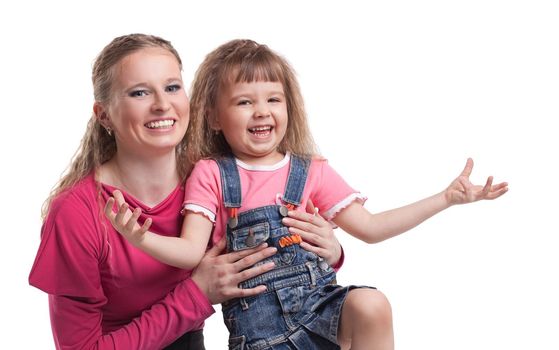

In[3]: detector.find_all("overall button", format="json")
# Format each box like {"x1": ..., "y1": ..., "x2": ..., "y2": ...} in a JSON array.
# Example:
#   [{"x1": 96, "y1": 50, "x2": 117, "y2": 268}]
[
  {"x1": 245, "y1": 228, "x2": 256, "y2": 246},
  {"x1": 318, "y1": 257, "x2": 329, "y2": 271},
  {"x1": 228, "y1": 217, "x2": 238, "y2": 228},
  {"x1": 279, "y1": 205, "x2": 289, "y2": 217}
]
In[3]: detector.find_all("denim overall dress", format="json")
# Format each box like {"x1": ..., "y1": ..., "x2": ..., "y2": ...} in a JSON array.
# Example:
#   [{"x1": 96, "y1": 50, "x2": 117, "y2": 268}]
[{"x1": 217, "y1": 154, "x2": 362, "y2": 350}]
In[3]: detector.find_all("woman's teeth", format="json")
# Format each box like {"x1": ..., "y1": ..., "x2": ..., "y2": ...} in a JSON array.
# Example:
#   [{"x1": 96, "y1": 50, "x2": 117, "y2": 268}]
[{"x1": 146, "y1": 120, "x2": 175, "y2": 129}]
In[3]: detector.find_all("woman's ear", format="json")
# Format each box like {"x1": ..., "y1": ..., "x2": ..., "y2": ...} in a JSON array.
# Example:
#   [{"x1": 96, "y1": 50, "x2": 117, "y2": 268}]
[{"x1": 93, "y1": 102, "x2": 111, "y2": 128}]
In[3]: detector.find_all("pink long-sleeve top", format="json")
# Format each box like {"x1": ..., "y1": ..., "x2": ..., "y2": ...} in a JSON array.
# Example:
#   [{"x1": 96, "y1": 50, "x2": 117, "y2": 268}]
[{"x1": 29, "y1": 174, "x2": 214, "y2": 350}]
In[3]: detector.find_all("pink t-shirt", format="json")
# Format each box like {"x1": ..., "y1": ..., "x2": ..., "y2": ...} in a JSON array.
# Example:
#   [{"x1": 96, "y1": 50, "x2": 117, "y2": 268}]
[
  {"x1": 183, "y1": 153, "x2": 366, "y2": 247},
  {"x1": 29, "y1": 174, "x2": 214, "y2": 350}
]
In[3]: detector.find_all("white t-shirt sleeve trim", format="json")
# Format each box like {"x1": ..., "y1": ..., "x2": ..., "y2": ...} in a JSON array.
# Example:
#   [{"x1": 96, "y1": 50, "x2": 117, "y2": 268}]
[
  {"x1": 182, "y1": 203, "x2": 216, "y2": 223},
  {"x1": 322, "y1": 193, "x2": 367, "y2": 221}
]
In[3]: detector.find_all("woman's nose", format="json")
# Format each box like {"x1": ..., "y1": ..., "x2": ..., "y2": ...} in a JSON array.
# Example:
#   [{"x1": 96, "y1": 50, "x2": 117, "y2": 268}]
[{"x1": 152, "y1": 91, "x2": 171, "y2": 112}]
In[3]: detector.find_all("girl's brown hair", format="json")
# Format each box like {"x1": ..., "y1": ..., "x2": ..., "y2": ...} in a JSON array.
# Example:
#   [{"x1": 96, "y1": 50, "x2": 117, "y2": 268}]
[
  {"x1": 42, "y1": 33, "x2": 186, "y2": 219},
  {"x1": 186, "y1": 39, "x2": 319, "y2": 164}
]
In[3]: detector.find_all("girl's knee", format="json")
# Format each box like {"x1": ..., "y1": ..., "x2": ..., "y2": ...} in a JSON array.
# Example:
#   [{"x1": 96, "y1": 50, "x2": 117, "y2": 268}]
[{"x1": 345, "y1": 289, "x2": 392, "y2": 326}]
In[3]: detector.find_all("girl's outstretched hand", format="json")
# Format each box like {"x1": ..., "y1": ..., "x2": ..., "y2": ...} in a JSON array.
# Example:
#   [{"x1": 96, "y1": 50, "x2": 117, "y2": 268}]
[
  {"x1": 445, "y1": 158, "x2": 508, "y2": 206},
  {"x1": 282, "y1": 200, "x2": 342, "y2": 266},
  {"x1": 103, "y1": 190, "x2": 152, "y2": 247}
]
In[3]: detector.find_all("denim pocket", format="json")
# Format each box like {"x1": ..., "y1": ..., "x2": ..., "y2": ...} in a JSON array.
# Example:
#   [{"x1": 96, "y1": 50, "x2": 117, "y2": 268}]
[
  {"x1": 228, "y1": 335, "x2": 246, "y2": 350},
  {"x1": 276, "y1": 285, "x2": 304, "y2": 314},
  {"x1": 229, "y1": 222, "x2": 270, "y2": 251}
]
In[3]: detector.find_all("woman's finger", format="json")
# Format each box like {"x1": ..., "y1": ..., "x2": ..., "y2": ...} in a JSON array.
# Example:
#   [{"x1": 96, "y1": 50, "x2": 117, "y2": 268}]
[
  {"x1": 232, "y1": 261, "x2": 275, "y2": 286},
  {"x1": 221, "y1": 243, "x2": 273, "y2": 264},
  {"x1": 231, "y1": 246, "x2": 277, "y2": 271},
  {"x1": 205, "y1": 237, "x2": 227, "y2": 258}
]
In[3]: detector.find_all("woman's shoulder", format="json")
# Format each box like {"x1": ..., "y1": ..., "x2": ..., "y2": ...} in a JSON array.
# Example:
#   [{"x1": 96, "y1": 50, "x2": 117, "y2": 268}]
[{"x1": 47, "y1": 173, "x2": 100, "y2": 224}]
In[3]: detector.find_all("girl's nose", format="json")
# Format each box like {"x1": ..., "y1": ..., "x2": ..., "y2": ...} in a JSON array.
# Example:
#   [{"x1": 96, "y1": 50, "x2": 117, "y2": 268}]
[{"x1": 254, "y1": 102, "x2": 271, "y2": 118}]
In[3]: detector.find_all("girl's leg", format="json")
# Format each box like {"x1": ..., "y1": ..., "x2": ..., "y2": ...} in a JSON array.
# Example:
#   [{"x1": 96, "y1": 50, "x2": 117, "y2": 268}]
[{"x1": 337, "y1": 289, "x2": 394, "y2": 350}]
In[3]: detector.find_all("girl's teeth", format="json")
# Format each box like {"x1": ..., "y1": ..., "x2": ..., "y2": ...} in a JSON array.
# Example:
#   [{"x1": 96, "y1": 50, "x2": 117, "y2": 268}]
[
  {"x1": 249, "y1": 126, "x2": 272, "y2": 132},
  {"x1": 146, "y1": 120, "x2": 175, "y2": 129}
]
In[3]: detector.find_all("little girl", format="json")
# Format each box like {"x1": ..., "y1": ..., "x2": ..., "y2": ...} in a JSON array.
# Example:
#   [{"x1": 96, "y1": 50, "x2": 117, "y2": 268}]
[{"x1": 106, "y1": 39, "x2": 508, "y2": 350}]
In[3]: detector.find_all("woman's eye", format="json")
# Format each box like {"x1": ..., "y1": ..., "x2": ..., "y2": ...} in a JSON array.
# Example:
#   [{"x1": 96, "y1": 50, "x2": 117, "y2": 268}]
[
  {"x1": 129, "y1": 90, "x2": 148, "y2": 97},
  {"x1": 166, "y1": 84, "x2": 182, "y2": 93}
]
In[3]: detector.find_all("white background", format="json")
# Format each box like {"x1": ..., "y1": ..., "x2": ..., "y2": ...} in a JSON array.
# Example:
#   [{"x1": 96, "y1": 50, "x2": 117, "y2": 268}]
[{"x1": 1, "y1": 0, "x2": 558, "y2": 349}]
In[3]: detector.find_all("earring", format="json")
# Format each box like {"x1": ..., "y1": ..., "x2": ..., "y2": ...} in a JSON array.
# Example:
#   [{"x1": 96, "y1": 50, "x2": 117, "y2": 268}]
[{"x1": 105, "y1": 127, "x2": 113, "y2": 137}]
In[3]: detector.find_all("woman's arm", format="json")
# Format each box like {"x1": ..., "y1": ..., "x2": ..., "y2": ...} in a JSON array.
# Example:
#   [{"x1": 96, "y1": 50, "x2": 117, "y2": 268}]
[
  {"x1": 30, "y1": 194, "x2": 215, "y2": 350},
  {"x1": 332, "y1": 158, "x2": 508, "y2": 243},
  {"x1": 48, "y1": 278, "x2": 214, "y2": 350},
  {"x1": 104, "y1": 190, "x2": 212, "y2": 270}
]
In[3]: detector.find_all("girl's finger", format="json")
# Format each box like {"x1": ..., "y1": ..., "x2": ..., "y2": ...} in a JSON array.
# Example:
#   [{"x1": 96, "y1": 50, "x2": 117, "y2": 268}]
[
  {"x1": 104, "y1": 197, "x2": 115, "y2": 218},
  {"x1": 114, "y1": 203, "x2": 129, "y2": 225},
  {"x1": 282, "y1": 217, "x2": 315, "y2": 233},
  {"x1": 487, "y1": 187, "x2": 509, "y2": 200},
  {"x1": 140, "y1": 217, "x2": 152, "y2": 233},
  {"x1": 479, "y1": 176, "x2": 493, "y2": 198},
  {"x1": 113, "y1": 190, "x2": 126, "y2": 207},
  {"x1": 288, "y1": 227, "x2": 321, "y2": 245},
  {"x1": 299, "y1": 241, "x2": 325, "y2": 256},
  {"x1": 125, "y1": 207, "x2": 142, "y2": 232},
  {"x1": 460, "y1": 158, "x2": 474, "y2": 177}
]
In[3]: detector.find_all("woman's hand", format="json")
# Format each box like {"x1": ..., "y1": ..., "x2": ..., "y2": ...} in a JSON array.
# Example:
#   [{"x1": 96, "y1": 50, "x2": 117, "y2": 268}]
[
  {"x1": 191, "y1": 238, "x2": 277, "y2": 304},
  {"x1": 104, "y1": 190, "x2": 152, "y2": 247},
  {"x1": 281, "y1": 200, "x2": 342, "y2": 266},
  {"x1": 445, "y1": 158, "x2": 509, "y2": 206}
]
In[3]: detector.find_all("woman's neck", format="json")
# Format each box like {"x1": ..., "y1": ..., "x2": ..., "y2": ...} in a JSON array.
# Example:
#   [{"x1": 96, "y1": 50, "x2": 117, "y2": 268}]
[{"x1": 99, "y1": 151, "x2": 180, "y2": 207}]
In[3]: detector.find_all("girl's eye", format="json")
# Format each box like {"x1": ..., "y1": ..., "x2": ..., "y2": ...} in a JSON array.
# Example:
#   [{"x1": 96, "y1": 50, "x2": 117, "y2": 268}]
[
  {"x1": 166, "y1": 84, "x2": 182, "y2": 93},
  {"x1": 269, "y1": 97, "x2": 281, "y2": 103},
  {"x1": 129, "y1": 90, "x2": 148, "y2": 97},
  {"x1": 237, "y1": 99, "x2": 251, "y2": 106}
]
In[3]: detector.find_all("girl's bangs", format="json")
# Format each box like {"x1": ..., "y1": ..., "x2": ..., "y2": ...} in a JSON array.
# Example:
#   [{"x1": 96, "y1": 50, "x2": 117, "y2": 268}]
[{"x1": 228, "y1": 50, "x2": 284, "y2": 84}]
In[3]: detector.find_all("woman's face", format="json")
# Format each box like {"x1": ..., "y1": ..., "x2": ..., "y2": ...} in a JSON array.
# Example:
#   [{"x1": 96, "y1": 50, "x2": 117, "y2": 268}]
[{"x1": 103, "y1": 47, "x2": 189, "y2": 158}]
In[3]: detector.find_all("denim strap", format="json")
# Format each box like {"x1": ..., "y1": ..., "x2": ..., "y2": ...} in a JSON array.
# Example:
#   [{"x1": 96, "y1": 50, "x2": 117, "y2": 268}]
[
  {"x1": 215, "y1": 154, "x2": 242, "y2": 208},
  {"x1": 282, "y1": 154, "x2": 311, "y2": 207}
]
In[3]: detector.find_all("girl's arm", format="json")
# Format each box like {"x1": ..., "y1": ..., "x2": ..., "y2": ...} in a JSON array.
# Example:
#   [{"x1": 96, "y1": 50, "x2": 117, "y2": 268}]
[
  {"x1": 104, "y1": 190, "x2": 212, "y2": 270},
  {"x1": 332, "y1": 158, "x2": 508, "y2": 243}
]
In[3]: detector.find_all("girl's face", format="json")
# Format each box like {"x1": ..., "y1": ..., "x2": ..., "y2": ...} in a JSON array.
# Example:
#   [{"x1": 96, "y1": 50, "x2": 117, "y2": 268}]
[
  {"x1": 100, "y1": 47, "x2": 189, "y2": 158},
  {"x1": 214, "y1": 80, "x2": 288, "y2": 165}
]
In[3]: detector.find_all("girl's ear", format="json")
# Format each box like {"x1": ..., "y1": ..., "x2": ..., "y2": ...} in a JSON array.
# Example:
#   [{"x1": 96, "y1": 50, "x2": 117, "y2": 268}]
[
  {"x1": 93, "y1": 102, "x2": 111, "y2": 129},
  {"x1": 208, "y1": 109, "x2": 221, "y2": 131}
]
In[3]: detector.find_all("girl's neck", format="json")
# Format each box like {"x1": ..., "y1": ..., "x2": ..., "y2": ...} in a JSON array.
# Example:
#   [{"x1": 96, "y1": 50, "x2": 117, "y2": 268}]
[
  {"x1": 233, "y1": 150, "x2": 285, "y2": 167},
  {"x1": 99, "y1": 151, "x2": 180, "y2": 207}
]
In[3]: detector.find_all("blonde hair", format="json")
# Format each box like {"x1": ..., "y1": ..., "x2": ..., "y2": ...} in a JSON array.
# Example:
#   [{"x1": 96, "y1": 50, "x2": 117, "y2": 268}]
[
  {"x1": 42, "y1": 33, "x2": 187, "y2": 219},
  {"x1": 187, "y1": 39, "x2": 319, "y2": 164}
]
